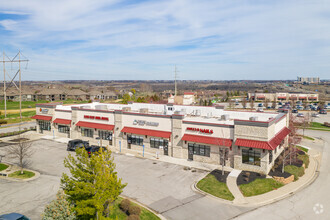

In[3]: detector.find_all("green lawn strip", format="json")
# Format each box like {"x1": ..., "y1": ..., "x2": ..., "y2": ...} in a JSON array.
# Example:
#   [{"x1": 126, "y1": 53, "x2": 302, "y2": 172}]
[
  {"x1": 239, "y1": 178, "x2": 284, "y2": 197},
  {"x1": 284, "y1": 165, "x2": 305, "y2": 181},
  {"x1": 0, "y1": 100, "x2": 90, "y2": 110},
  {"x1": 302, "y1": 136, "x2": 315, "y2": 141},
  {"x1": 0, "y1": 110, "x2": 36, "y2": 119},
  {"x1": 298, "y1": 154, "x2": 310, "y2": 168},
  {"x1": 296, "y1": 145, "x2": 309, "y2": 153},
  {"x1": 109, "y1": 197, "x2": 160, "y2": 220},
  {"x1": 5, "y1": 117, "x2": 34, "y2": 124},
  {"x1": 304, "y1": 127, "x2": 330, "y2": 132},
  {"x1": 310, "y1": 122, "x2": 329, "y2": 129},
  {"x1": 8, "y1": 170, "x2": 35, "y2": 179},
  {"x1": 197, "y1": 174, "x2": 234, "y2": 201},
  {"x1": 0, "y1": 163, "x2": 9, "y2": 171}
]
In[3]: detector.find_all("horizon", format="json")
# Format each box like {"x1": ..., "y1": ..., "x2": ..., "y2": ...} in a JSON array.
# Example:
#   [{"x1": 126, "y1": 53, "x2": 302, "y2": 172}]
[{"x1": 1, "y1": 1, "x2": 329, "y2": 81}]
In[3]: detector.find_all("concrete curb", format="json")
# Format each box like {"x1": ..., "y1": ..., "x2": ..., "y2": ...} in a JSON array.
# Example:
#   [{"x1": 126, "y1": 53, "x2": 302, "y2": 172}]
[
  {"x1": 120, "y1": 195, "x2": 167, "y2": 220},
  {"x1": 0, "y1": 162, "x2": 41, "y2": 182}
]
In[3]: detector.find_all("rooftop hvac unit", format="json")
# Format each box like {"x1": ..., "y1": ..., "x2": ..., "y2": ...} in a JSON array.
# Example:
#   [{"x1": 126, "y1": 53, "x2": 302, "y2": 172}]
[
  {"x1": 95, "y1": 105, "x2": 107, "y2": 110},
  {"x1": 174, "y1": 111, "x2": 181, "y2": 114},
  {"x1": 139, "y1": 108, "x2": 149, "y2": 114},
  {"x1": 80, "y1": 105, "x2": 92, "y2": 109},
  {"x1": 122, "y1": 107, "x2": 131, "y2": 112},
  {"x1": 249, "y1": 116, "x2": 258, "y2": 121},
  {"x1": 221, "y1": 114, "x2": 230, "y2": 120},
  {"x1": 195, "y1": 109, "x2": 201, "y2": 116}
]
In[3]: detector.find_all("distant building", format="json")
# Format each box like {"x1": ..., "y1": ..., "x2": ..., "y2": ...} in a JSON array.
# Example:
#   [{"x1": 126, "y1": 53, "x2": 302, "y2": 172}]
[
  {"x1": 297, "y1": 77, "x2": 320, "y2": 84},
  {"x1": 168, "y1": 92, "x2": 195, "y2": 105},
  {"x1": 248, "y1": 92, "x2": 319, "y2": 102}
]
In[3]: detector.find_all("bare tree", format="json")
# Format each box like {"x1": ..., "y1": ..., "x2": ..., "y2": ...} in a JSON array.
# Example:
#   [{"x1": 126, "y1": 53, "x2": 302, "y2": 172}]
[
  {"x1": 301, "y1": 113, "x2": 310, "y2": 136},
  {"x1": 6, "y1": 138, "x2": 34, "y2": 174},
  {"x1": 242, "y1": 98, "x2": 247, "y2": 109},
  {"x1": 272, "y1": 98, "x2": 277, "y2": 109},
  {"x1": 287, "y1": 113, "x2": 301, "y2": 165},
  {"x1": 264, "y1": 99, "x2": 269, "y2": 109},
  {"x1": 250, "y1": 98, "x2": 255, "y2": 110},
  {"x1": 228, "y1": 99, "x2": 234, "y2": 109}
]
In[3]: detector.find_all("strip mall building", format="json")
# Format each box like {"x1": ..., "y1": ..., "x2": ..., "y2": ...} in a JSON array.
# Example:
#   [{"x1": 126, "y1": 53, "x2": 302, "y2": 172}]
[{"x1": 32, "y1": 102, "x2": 290, "y2": 174}]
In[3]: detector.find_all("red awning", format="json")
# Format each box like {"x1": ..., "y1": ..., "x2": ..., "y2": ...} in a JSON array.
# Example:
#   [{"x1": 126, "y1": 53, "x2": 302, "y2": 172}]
[
  {"x1": 308, "y1": 97, "x2": 317, "y2": 100},
  {"x1": 182, "y1": 134, "x2": 232, "y2": 147},
  {"x1": 257, "y1": 96, "x2": 265, "y2": 99},
  {"x1": 269, "y1": 127, "x2": 291, "y2": 148},
  {"x1": 299, "y1": 97, "x2": 307, "y2": 99},
  {"x1": 277, "y1": 96, "x2": 286, "y2": 99},
  {"x1": 235, "y1": 138, "x2": 273, "y2": 150},
  {"x1": 53, "y1": 118, "x2": 71, "y2": 125},
  {"x1": 76, "y1": 121, "x2": 114, "y2": 131},
  {"x1": 235, "y1": 127, "x2": 290, "y2": 150},
  {"x1": 121, "y1": 127, "x2": 171, "y2": 139},
  {"x1": 31, "y1": 115, "x2": 52, "y2": 121}
]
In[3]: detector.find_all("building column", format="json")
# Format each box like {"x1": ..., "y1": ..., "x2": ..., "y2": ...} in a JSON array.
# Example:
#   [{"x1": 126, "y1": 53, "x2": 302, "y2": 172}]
[{"x1": 171, "y1": 114, "x2": 184, "y2": 158}]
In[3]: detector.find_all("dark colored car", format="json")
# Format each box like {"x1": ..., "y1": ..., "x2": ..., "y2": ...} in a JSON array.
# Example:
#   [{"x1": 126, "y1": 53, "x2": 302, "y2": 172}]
[
  {"x1": 319, "y1": 109, "x2": 327, "y2": 114},
  {"x1": 67, "y1": 139, "x2": 89, "y2": 151},
  {"x1": 292, "y1": 109, "x2": 298, "y2": 113},
  {"x1": 85, "y1": 146, "x2": 108, "y2": 157},
  {"x1": 0, "y1": 213, "x2": 30, "y2": 220}
]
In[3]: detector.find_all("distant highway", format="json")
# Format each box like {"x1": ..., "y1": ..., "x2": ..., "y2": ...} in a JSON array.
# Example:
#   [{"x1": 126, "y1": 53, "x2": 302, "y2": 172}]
[{"x1": 0, "y1": 121, "x2": 36, "y2": 134}]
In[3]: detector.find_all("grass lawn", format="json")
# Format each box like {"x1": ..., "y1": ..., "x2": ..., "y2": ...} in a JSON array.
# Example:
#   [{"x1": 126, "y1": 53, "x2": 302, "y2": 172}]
[
  {"x1": 284, "y1": 165, "x2": 305, "y2": 181},
  {"x1": 196, "y1": 174, "x2": 234, "y2": 201},
  {"x1": 0, "y1": 110, "x2": 36, "y2": 119},
  {"x1": 239, "y1": 178, "x2": 284, "y2": 197},
  {"x1": 302, "y1": 136, "x2": 315, "y2": 141},
  {"x1": 0, "y1": 100, "x2": 89, "y2": 110},
  {"x1": 296, "y1": 145, "x2": 309, "y2": 153},
  {"x1": 5, "y1": 117, "x2": 34, "y2": 124},
  {"x1": 0, "y1": 163, "x2": 9, "y2": 171},
  {"x1": 305, "y1": 122, "x2": 330, "y2": 131},
  {"x1": 109, "y1": 197, "x2": 160, "y2": 220},
  {"x1": 298, "y1": 154, "x2": 310, "y2": 168},
  {"x1": 8, "y1": 170, "x2": 35, "y2": 179}
]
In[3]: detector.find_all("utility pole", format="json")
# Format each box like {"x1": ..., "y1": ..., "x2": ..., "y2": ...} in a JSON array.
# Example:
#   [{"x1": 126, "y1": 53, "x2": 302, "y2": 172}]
[
  {"x1": 1, "y1": 51, "x2": 29, "y2": 125},
  {"x1": 174, "y1": 65, "x2": 179, "y2": 97},
  {"x1": 2, "y1": 51, "x2": 6, "y2": 117}
]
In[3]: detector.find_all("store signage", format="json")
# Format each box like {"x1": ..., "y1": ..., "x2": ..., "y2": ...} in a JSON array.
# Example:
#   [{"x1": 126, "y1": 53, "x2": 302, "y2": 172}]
[
  {"x1": 39, "y1": 108, "x2": 49, "y2": 114},
  {"x1": 133, "y1": 120, "x2": 159, "y2": 127},
  {"x1": 186, "y1": 127, "x2": 213, "y2": 134},
  {"x1": 84, "y1": 115, "x2": 109, "y2": 121}
]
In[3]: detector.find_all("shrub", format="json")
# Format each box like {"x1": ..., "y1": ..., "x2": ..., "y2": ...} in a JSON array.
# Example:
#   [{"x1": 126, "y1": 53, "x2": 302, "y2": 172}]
[
  {"x1": 0, "y1": 119, "x2": 7, "y2": 125},
  {"x1": 120, "y1": 199, "x2": 131, "y2": 213},
  {"x1": 128, "y1": 206, "x2": 141, "y2": 216},
  {"x1": 42, "y1": 190, "x2": 75, "y2": 220},
  {"x1": 285, "y1": 165, "x2": 305, "y2": 181},
  {"x1": 298, "y1": 154, "x2": 310, "y2": 168},
  {"x1": 127, "y1": 215, "x2": 140, "y2": 220}
]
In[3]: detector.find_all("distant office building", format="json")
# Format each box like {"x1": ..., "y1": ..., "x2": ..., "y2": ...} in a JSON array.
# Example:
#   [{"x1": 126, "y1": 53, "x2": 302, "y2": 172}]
[
  {"x1": 297, "y1": 77, "x2": 320, "y2": 84},
  {"x1": 248, "y1": 92, "x2": 319, "y2": 102}
]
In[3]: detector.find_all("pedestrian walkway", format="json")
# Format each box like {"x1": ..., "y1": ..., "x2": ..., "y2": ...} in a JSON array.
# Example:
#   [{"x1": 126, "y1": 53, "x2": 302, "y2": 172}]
[{"x1": 227, "y1": 169, "x2": 246, "y2": 204}]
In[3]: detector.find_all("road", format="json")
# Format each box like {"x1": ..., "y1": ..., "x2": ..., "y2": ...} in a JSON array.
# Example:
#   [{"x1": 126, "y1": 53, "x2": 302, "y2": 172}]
[
  {"x1": 0, "y1": 121, "x2": 36, "y2": 134},
  {"x1": 236, "y1": 129, "x2": 329, "y2": 220}
]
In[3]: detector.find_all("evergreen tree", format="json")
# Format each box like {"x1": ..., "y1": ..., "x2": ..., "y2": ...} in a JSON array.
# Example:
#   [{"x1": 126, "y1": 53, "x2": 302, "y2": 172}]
[
  {"x1": 42, "y1": 190, "x2": 76, "y2": 220},
  {"x1": 61, "y1": 148, "x2": 126, "y2": 219}
]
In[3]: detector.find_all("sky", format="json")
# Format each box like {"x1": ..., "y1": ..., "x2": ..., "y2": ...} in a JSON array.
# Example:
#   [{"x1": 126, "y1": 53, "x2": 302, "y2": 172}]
[{"x1": 0, "y1": 0, "x2": 329, "y2": 81}]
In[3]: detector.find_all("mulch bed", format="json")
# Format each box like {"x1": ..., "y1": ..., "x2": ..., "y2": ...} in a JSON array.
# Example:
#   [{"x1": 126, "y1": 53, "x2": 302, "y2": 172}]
[
  {"x1": 269, "y1": 166, "x2": 292, "y2": 178},
  {"x1": 237, "y1": 171, "x2": 266, "y2": 185},
  {"x1": 209, "y1": 169, "x2": 229, "y2": 183}
]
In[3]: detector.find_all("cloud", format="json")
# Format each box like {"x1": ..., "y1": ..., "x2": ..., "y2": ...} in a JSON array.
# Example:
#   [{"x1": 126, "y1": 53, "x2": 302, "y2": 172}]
[{"x1": 0, "y1": 0, "x2": 329, "y2": 80}]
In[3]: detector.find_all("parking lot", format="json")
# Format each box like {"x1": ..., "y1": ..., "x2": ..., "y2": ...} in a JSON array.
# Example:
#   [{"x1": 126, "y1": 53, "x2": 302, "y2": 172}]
[{"x1": 0, "y1": 139, "x2": 251, "y2": 219}]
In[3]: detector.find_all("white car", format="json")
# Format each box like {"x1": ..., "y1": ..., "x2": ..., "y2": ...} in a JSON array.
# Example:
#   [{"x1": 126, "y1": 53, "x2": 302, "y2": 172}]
[{"x1": 312, "y1": 113, "x2": 320, "y2": 117}]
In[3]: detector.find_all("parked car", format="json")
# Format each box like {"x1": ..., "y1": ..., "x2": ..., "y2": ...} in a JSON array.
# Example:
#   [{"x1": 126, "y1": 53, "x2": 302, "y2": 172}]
[
  {"x1": 292, "y1": 109, "x2": 298, "y2": 113},
  {"x1": 312, "y1": 113, "x2": 320, "y2": 117},
  {"x1": 319, "y1": 109, "x2": 327, "y2": 114},
  {"x1": 85, "y1": 145, "x2": 108, "y2": 157},
  {"x1": 0, "y1": 213, "x2": 30, "y2": 220},
  {"x1": 278, "y1": 102, "x2": 283, "y2": 105},
  {"x1": 258, "y1": 103, "x2": 263, "y2": 107},
  {"x1": 267, "y1": 106, "x2": 272, "y2": 109},
  {"x1": 67, "y1": 139, "x2": 89, "y2": 151},
  {"x1": 297, "y1": 113, "x2": 304, "y2": 117}
]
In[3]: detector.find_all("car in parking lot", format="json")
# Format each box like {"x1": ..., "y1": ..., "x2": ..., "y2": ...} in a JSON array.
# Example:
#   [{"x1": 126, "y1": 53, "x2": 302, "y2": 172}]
[
  {"x1": 85, "y1": 145, "x2": 108, "y2": 157},
  {"x1": 292, "y1": 109, "x2": 298, "y2": 113},
  {"x1": 312, "y1": 113, "x2": 320, "y2": 117},
  {"x1": 297, "y1": 113, "x2": 304, "y2": 117},
  {"x1": 0, "y1": 213, "x2": 30, "y2": 220},
  {"x1": 67, "y1": 139, "x2": 89, "y2": 151},
  {"x1": 319, "y1": 109, "x2": 327, "y2": 114}
]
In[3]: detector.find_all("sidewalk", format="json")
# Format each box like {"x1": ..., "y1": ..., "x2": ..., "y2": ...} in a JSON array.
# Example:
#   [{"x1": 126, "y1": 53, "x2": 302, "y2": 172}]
[{"x1": 225, "y1": 148, "x2": 320, "y2": 207}]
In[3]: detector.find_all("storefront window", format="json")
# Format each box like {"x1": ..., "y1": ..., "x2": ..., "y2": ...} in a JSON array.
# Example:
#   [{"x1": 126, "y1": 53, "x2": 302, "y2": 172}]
[
  {"x1": 38, "y1": 120, "x2": 51, "y2": 131},
  {"x1": 188, "y1": 143, "x2": 210, "y2": 157},
  {"x1": 81, "y1": 128, "x2": 93, "y2": 137},
  {"x1": 98, "y1": 130, "x2": 113, "y2": 145},
  {"x1": 127, "y1": 134, "x2": 143, "y2": 146},
  {"x1": 58, "y1": 125, "x2": 69, "y2": 133},
  {"x1": 242, "y1": 148, "x2": 261, "y2": 166},
  {"x1": 150, "y1": 138, "x2": 168, "y2": 149}
]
